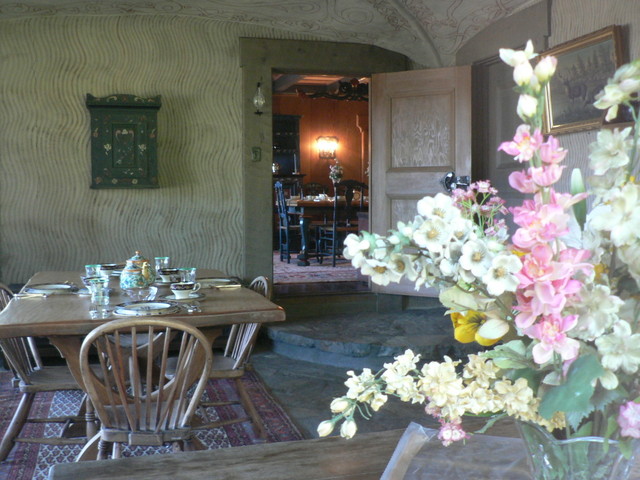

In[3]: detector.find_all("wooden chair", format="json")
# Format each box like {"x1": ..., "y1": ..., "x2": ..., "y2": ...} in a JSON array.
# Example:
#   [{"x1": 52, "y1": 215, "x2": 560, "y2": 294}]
[
  {"x1": 0, "y1": 335, "x2": 91, "y2": 461},
  {"x1": 77, "y1": 318, "x2": 212, "y2": 460},
  {"x1": 196, "y1": 276, "x2": 271, "y2": 439},
  {"x1": 275, "y1": 180, "x2": 303, "y2": 263},
  {"x1": 316, "y1": 180, "x2": 368, "y2": 266}
]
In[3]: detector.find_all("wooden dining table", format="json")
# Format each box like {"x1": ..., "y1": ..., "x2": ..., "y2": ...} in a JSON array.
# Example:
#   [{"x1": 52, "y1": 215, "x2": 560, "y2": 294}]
[
  {"x1": 0, "y1": 269, "x2": 286, "y2": 428},
  {"x1": 286, "y1": 199, "x2": 368, "y2": 266}
]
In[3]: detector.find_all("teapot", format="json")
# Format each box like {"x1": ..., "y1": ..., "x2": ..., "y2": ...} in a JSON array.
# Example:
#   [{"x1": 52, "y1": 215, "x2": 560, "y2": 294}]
[{"x1": 120, "y1": 251, "x2": 156, "y2": 290}]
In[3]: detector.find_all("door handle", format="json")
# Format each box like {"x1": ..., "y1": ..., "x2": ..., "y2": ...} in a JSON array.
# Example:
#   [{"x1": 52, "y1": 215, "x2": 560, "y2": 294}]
[{"x1": 440, "y1": 171, "x2": 470, "y2": 193}]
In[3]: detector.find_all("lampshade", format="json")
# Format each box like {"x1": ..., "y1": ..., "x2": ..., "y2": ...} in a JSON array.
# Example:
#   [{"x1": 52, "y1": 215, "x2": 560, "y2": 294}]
[{"x1": 317, "y1": 136, "x2": 338, "y2": 159}]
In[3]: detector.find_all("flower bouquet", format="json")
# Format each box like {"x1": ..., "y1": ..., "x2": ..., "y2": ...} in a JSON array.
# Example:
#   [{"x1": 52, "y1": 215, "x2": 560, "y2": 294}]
[
  {"x1": 329, "y1": 160, "x2": 344, "y2": 184},
  {"x1": 318, "y1": 41, "x2": 640, "y2": 479}
]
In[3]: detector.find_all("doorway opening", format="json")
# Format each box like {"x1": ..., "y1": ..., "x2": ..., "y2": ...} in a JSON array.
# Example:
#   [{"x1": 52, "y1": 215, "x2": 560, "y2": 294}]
[{"x1": 271, "y1": 72, "x2": 370, "y2": 295}]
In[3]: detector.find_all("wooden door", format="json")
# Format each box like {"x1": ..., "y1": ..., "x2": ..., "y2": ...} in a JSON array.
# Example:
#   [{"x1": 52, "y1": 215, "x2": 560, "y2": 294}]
[{"x1": 370, "y1": 66, "x2": 471, "y2": 296}]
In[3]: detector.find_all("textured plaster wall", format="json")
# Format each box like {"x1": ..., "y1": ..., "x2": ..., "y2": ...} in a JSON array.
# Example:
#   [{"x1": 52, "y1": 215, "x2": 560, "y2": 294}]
[
  {"x1": 549, "y1": 0, "x2": 640, "y2": 194},
  {"x1": 0, "y1": 15, "x2": 317, "y2": 283}
]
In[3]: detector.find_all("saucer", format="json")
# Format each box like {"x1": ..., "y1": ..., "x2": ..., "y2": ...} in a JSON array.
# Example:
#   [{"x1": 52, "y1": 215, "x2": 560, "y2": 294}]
[{"x1": 159, "y1": 292, "x2": 205, "y2": 302}]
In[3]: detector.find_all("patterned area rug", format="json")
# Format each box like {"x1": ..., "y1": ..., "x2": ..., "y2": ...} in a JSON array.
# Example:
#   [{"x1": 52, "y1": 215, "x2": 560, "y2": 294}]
[
  {"x1": 273, "y1": 252, "x2": 363, "y2": 284},
  {"x1": 0, "y1": 370, "x2": 303, "y2": 480}
]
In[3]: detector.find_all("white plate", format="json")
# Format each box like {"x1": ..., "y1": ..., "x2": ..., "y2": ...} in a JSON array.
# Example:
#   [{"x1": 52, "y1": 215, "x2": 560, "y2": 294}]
[
  {"x1": 25, "y1": 283, "x2": 79, "y2": 294},
  {"x1": 159, "y1": 292, "x2": 205, "y2": 302},
  {"x1": 113, "y1": 301, "x2": 180, "y2": 317},
  {"x1": 199, "y1": 278, "x2": 241, "y2": 288}
]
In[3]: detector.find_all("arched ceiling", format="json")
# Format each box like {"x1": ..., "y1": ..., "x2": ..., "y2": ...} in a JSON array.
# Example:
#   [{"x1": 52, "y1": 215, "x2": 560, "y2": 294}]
[{"x1": 0, "y1": 0, "x2": 540, "y2": 66}]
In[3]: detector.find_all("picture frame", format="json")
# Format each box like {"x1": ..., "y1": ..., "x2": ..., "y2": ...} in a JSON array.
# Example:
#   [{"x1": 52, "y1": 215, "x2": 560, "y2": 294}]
[{"x1": 542, "y1": 25, "x2": 624, "y2": 135}]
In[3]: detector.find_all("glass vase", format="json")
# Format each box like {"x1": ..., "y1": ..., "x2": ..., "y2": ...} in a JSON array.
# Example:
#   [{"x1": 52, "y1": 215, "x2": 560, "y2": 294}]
[{"x1": 516, "y1": 421, "x2": 639, "y2": 480}]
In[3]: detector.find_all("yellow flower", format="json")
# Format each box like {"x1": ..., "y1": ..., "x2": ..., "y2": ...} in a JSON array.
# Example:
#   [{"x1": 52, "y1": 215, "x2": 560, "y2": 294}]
[{"x1": 451, "y1": 311, "x2": 504, "y2": 346}]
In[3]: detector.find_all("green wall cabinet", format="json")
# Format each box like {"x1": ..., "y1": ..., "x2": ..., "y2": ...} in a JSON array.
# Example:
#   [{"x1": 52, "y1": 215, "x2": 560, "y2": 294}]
[{"x1": 86, "y1": 94, "x2": 161, "y2": 188}]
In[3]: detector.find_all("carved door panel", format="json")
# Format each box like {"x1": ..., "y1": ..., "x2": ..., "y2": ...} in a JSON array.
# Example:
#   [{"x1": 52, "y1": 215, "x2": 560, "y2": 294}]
[{"x1": 370, "y1": 66, "x2": 471, "y2": 296}]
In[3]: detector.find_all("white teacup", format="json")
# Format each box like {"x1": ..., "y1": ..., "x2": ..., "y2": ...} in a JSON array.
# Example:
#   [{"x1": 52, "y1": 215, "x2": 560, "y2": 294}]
[
  {"x1": 170, "y1": 282, "x2": 201, "y2": 299},
  {"x1": 158, "y1": 268, "x2": 180, "y2": 283}
]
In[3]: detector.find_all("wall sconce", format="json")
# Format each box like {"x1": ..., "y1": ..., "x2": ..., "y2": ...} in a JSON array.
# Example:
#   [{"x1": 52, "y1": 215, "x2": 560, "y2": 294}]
[
  {"x1": 317, "y1": 136, "x2": 338, "y2": 159},
  {"x1": 252, "y1": 82, "x2": 266, "y2": 115}
]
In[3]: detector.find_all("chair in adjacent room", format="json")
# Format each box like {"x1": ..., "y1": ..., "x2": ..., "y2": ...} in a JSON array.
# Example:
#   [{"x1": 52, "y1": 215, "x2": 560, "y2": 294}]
[
  {"x1": 0, "y1": 334, "x2": 91, "y2": 461},
  {"x1": 274, "y1": 180, "x2": 303, "y2": 263},
  {"x1": 196, "y1": 276, "x2": 272, "y2": 440},
  {"x1": 77, "y1": 317, "x2": 212, "y2": 460},
  {"x1": 316, "y1": 179, "x2": 368, "y2": 267}
]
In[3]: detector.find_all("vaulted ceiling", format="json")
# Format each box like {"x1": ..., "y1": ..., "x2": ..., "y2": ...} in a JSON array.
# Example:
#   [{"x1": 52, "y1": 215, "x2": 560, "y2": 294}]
[{"x1": 0, "y1": 0, "x2": 540, "y2": 66}]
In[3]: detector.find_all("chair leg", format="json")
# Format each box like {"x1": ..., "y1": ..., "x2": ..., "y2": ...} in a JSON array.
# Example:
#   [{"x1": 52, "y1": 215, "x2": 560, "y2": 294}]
[
  {"x1": 0, "y1": 392, "x2": 35, "y2": 461},
  {"x1": 235, "y1": 377, "x2": 267, "y2": 440},
  {"x1": 75, "y1": 432, "x2": 101, "y2": 462},
  {"x1": 84, "y1": 395, "x2": 98, "y2": 439}
]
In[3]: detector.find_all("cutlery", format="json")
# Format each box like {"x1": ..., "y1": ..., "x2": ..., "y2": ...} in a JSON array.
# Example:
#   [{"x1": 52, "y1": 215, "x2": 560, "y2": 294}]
[{"x1": 15, "y1": 293, "x2": 49, "y2": 299}]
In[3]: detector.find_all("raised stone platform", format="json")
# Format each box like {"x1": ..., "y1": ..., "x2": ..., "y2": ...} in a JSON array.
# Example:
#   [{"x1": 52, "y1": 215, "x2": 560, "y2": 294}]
[{"x1": 264, "y1": 306, "x2": 483, "y2": 370}]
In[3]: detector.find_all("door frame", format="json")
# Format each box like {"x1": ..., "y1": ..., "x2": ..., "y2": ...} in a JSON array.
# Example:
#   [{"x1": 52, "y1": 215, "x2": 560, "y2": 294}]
[{"x1": 239, "y1": 38, "x2": 408, "y2": 281}]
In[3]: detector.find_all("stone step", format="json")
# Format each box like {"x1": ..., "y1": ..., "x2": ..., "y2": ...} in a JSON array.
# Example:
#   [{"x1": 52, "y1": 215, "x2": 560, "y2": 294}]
[
  {"x1": 274, "y1": 292, "x2": 378, "y2": 320},
  {"x1": 263, "y1": 306, "x2": 483, "y2": 370}
]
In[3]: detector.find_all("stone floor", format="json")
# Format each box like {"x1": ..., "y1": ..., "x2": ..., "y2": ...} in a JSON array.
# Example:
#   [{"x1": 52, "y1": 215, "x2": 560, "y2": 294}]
[
  {"x1": 250, "y1": 299, "x2": 485, "y2": 439},
  {"x1": 251, "y1": 347, "x2": 431, "y2": 439}
]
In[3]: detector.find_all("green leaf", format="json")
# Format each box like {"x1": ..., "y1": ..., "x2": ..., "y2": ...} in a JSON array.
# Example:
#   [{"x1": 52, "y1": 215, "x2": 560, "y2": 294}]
[
  {"x1": 570, "y1": 168, "x2": 587, "y2": 229},
  {"x1": 507, "y1": 367, "x2": 543, "y2": 392},
  {"x1": 539, "y1": 355, "x2": 604, "y2": 420},
  {"x1": 481, "y1": 340, "x2": 532, "y2": 369}
]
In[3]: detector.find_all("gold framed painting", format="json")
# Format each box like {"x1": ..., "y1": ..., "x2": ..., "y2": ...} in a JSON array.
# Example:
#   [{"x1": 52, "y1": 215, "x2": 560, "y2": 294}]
[{"x1": 542, "y1": 25, "x2": 624, "y2": 135}]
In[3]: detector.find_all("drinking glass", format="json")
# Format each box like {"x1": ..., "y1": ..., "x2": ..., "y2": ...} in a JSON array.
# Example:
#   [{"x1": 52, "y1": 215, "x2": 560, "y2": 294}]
[
  {"x1": 155, "y1": 257, "x2": 170, "y2": 271},
  {"x1": 85, "y1": 264, "x2": 102, "y2": 277},
  {"x1": 88, "y1": 277, "x2": 110, "y2": 319},
  {"x1": 180, "y1": 267, "x2": 197, "y2": 283}
]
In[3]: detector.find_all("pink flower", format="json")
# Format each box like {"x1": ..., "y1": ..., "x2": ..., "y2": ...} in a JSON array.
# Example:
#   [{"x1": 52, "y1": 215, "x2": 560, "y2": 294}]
[
  {"x1": 437, "y1": 418, "x2": 470, "y2": 446},
  {"x1": 529, "y1": 314, "x2": 580, "y2": 364},
  {"x1": 511, "y1": 203, "x2": 570, "y2": 249},
  {"x1": 529, "y1": 165, "x2": 565, "y2": 187},
  {"x1": 509, "y1": 170, "x2": 538, "y2": 193},
  {"x1": 618, "y1": 401, "x2": 640, "y2": 438},
  {"x1": 539, "y1": 136, "x2": 567, "y2": 164},
  {"x1": 498, "y1": 125, "x2": 543, "y2": 163}
]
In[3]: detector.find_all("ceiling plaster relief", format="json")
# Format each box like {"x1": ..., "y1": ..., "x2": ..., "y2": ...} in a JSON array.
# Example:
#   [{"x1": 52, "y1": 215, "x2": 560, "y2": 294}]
[{"x1": 0, "y1": 0, "x2": 541, "y2": 65}]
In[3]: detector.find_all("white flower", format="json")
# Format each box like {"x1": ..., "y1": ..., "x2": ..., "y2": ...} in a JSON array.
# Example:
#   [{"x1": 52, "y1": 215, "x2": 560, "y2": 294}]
[
  {"x1": 330, "y1": 397, "x2": 351, "y2": 414},
  {"x1": 517, "y1": 94, "x2": 538, "y2": 120},
  {"x1": 360, "y1": 258, "x2": 402, "y2": 285},
  {"x1": 534, "y1": 55, "x2": 557, "y2": 82},
  {"x1": 388, "y1": 253, "x2": 418, "y2": 281},
  {"x1": 595, "y1": 320, "x2": 640, "y2": 374},
  {"x1": 317, "y1": 420, "x2": 335, "y2": 437},
  {"x1": 588, "y1": 183, "x2": 640, "y2": 247},
  {"x1": 588, "y1": 127, "x2": 632, "y2": 175},
  {"x1": 571, "y1": 284, "x2": 623, "y2": 341},
  {"x1": 513, "y1": 61, "x2": 534, "y2": 86},
  {"x1": 412, "y1": 217, "x2": 450, "y2": 253},
  {"x1": 416, "y1": 193, "x2": 460, "y2": 222},
  {"x1": 340, "y1": 419, "x2": 357, "y2": 439},
  {"x1": 499, "y1": 40, "x2": 536, "y2": 67},
  {"x1": 459, "y1": 239, "x2": 493, "y2": 278},
  {"x1": 418, "y1": 357, "x2": 463, "y2": 407},
  {"x1": 481, "y1": 253, "x2": 521, "y2": 296}
]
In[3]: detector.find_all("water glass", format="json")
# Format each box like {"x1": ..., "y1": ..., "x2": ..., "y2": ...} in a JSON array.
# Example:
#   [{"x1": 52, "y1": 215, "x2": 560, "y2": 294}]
[
  {"x1": 155, "y1": 257, "x2": 170, "y2": 271},
  {"x1": 180, "y1": 267, "x2": 197, "y2": 283},
  {"x1": 88, "y1": 277, "x2": 110, "y2": 319},
  {"x1": 85, "y1": 264, "x2": 102, "y2": 277}
]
